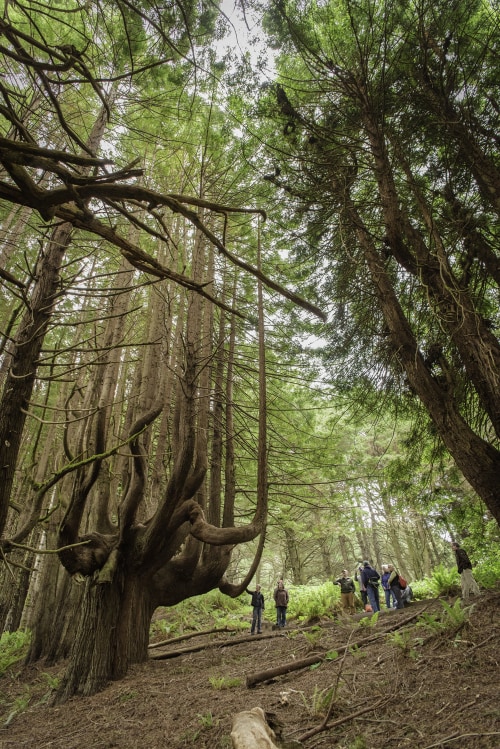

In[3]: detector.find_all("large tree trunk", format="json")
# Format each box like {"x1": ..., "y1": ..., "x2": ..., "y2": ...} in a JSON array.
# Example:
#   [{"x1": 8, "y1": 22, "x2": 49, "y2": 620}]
[
  {"x1": 56, "y1": 567, "x2": 154, "y2": 702},
  {"x1": 348, "y1": 199, "x2": 500, "y2": 525}
]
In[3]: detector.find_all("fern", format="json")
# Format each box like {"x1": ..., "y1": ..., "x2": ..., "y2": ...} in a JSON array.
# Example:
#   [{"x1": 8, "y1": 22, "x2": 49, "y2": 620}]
[{"x1": 429, "y1": 565, "x2": 459, "y2": 596}]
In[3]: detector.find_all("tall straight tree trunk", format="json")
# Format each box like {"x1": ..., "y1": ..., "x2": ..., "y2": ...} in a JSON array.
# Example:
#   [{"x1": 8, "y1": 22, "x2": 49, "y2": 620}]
[
  {"x1": 346, "y1": 198, "x2": 500, "y2": 525},
  {"x1": 0, "y1": 97, "x2": 113, "y2": 538}
]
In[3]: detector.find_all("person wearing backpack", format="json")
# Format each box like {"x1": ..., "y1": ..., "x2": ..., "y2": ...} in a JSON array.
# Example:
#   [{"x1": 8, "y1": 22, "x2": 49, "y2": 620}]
[
  {"x1": 387, "y1": 564, "x2": 405, "y2": 609},
  {"x1": 360, "y1": 561, "x2": 381, "y2": 613}
]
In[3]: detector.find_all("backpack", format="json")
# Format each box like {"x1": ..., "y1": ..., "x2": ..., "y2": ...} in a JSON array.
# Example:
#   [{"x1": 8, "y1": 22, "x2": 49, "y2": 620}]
[{"x1": 398, "y1": 575, "x2": 407, "y2": 589}]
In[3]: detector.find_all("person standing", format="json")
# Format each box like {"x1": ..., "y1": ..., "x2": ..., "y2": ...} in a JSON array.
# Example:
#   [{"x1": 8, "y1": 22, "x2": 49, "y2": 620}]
[
  {"x1": 274, "y1": 580, "x2": 289, "y2": 627},
  {"x1": 360, "y1": 561, "x2": 381, "y2": 613},
  {"x1": 274, "y1": 578, "x2": 284, "y2": 625},
  {"x1": 247, "y1": 584, "x2": 265, "y2": 634},
  {"x1": 387, "y1": 564, "x2": 404, "y2": 610},
  {"x1": 355, "y1": 563, "x2": 368, "y2": 608},
  {"x1": 381, "y1": 564, "x2": 396, "y2": 609},
  {"x1": 451, "y1": 542, "x2": 481, "y2": 600},
  {"x1": 334, "y1": 570, "x2": 356, "y2": 614}
]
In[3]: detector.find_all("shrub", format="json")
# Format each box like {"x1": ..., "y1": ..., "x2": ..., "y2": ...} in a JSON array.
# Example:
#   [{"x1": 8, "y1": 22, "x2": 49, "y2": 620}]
[{"x1": 0, "y1": 630, "x2": 31, "y2": 677}]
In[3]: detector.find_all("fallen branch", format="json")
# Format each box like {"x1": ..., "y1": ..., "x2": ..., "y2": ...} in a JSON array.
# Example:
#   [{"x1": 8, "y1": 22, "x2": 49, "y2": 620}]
[
  {"x1": 149, "y1": 626, "x2": 234, "y2": 649},
  {"x1": 150, "y1": 630, "x2": 280, "y2": 659},
  {"x1": 421, "y1": 731, "x2": 500, "y2": 749},
  {"x1": 297, "y1": 697, "x2": 390, "y2": 743}
]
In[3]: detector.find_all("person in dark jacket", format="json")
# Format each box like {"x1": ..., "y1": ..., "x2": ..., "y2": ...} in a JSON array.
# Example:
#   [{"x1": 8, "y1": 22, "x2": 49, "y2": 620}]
[
  {"x1": 360, "y1": 561, "x2": 381, "y2": 612},
  {"x1": 273, "y1": 580, "x2": 289, "y2": 627},
  {"x1": 387, "y1": 564, "x2": 404, "y2": 609},
  {"x1": 334, "y1": 570, "x2": 356, "y2": 614},
  {"x1": 247, "y1": 585, "x2": 265, "y2": 634},
  {"x1": 451, "y1": 542, "x2": 480, "y2": 600}
]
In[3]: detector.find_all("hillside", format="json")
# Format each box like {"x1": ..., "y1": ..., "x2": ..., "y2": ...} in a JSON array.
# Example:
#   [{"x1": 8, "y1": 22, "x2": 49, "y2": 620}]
[{"x1": 0, "y1": 589, "x2": 499, "y2": 749}]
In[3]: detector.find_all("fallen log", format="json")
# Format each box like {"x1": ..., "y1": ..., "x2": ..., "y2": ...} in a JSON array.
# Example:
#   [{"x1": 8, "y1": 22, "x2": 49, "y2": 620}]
[
  {"x1": 150, "y1": 630, "x2": 279, "y2": 660},
  {"x1": 149, "y1": 626, "x2": 233, "y2": 649},
  {"x1": 246, "y1": 654, "x2": 324, "y2": 688}
]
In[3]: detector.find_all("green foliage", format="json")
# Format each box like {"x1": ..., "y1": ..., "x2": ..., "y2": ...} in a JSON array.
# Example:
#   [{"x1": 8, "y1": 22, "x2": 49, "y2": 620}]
[
  {"x1": 473, "y1": 548, "x2": 500, "y2": 589},
  {"x1": 325, "y1": 650, "x2": 339, "y2": 660},
  {"x1": 40, "y1": 672, "x2": 60, "y2": 691},
  {"x1": 349, "y1": 644, "x2": 367, "y2": 660},
  {"x1": 118, "y1": 691, "x2": 137, "y2": 703},
  {"x1": 0, "y1": 630, "x2": 30, "y2": 677},
  {"x1": 208, "y1": 675, "x2": 242, "y2": 690},
  {"x1": 439, "y1": 599, "x2": 470, "y2": 628},
  {"x1": 299, "y1": 684, "x2": 334, "y2": 716},
  {"x1": 417, "y1": 599, "x2": 470, "y2": 633},
  {"x1": 3, "y1": 688, "x2": 31, "y2": 727},
  {"x1": 358, "y1": 611, "x2": 379, "y2": 628},
  {"x1": 197, "y1": 711, "x2": 219, "y2": 728},
  {"x1": 348, "y1": 737, "x2": 368, "y2": 749},
  {"x1": 287, "y1": 582, "x2": 336, "y2": 621},
  {"x1": 387, "y1": 628, "x2": 421, "y2": 660},
  {"x1": 302, "y1": 625, "x2": 323, "y2": 649},
  {"x1": 150, "y1": 590, "x2": 249, "y2": 639},
  {"x1": 429, "y1": 565, "x2": 460, "y2": 597}
]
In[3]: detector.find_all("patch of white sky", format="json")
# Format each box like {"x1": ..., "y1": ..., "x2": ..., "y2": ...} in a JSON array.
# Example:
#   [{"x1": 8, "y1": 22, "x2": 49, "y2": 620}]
[{"x1": 213, "y1": 1, "x2": 276, "y2": 77}]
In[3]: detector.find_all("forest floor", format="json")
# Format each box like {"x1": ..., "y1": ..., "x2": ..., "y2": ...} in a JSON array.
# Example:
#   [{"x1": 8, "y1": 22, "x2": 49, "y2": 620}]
[{"x1": 0, "y1": 587, "x2": 499, "y2": 749}]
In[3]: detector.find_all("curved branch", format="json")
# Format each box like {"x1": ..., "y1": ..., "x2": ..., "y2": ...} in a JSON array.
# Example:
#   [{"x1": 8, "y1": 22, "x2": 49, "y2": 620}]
[{"x1": 118, "y1": 407, "x2": 162, "y2": 538}]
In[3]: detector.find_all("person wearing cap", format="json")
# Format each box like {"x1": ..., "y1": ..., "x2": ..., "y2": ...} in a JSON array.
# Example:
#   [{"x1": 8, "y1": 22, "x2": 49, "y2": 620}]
[
  {"x1": 334, "y1": 570, "x2": 356, "y2": 614},
  {"x1": 246, "y1": 584, "x2": 265, "y2": 634}
]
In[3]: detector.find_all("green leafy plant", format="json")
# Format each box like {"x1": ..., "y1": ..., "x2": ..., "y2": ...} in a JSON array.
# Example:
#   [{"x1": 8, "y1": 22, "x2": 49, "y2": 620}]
[
  {"x1": 208, "y1": 675, "x2": 242, "y2": 690},
  {"x1": 440, "y1": 599, "x2": 470, "y2": 627},
  {"x1": 40, "y1": 672, "x2": 60, "y2": 690},
  {"x1": 387, "y1": 628, "x2": 413, "y2": 650},
  {"x1": 325, "y1": 650, "x2": 339, "y2": 660},
  {"x1": 349, "y1": 644, "x2": 367, "y2": 659},
  {"x1": 302, "y1": 626, "x2": 323, "y2": 649},
  {"x1": 287, "y1": 583, "x2": 336, "y2": 622},
  {"x1": 197, "y1": 711, "x2": 219, "y2": 728},
  {"x1": 0, "y1": 630, "x2": 31, "y2": 677},
  {"x1": 3, "y1": 689, "x2": 31, "y2": 727},
  {"x1": 387, "y1": 628, "x2": 421, "y2": 660},
  {"x1": 299, "y1": 684, "x2": 334, "y2": 716},
  {"x1": 118, "y1": 691, "x2": 138, "y2": 702},
  {"x1": 429, "y1": 565, "x2": 460, "y2": 597},
  {"x1": 417, "y1": 599, "x2": 470, "y2": 634},
  {"x1": 358, "y1": 611, "x2": 379, "y2": 628}
]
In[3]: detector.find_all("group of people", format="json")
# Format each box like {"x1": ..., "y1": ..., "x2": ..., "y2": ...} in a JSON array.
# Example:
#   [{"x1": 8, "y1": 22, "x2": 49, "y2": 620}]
[
  {"x1": 334, "y1": 561, "x2": 412, "y2": 615},
  {"x1": 246, "y1": 579, "x2": 289, "y2": 634},
  {"x1": 246, "y1": 541, "x2": 479, "y2": 632}
]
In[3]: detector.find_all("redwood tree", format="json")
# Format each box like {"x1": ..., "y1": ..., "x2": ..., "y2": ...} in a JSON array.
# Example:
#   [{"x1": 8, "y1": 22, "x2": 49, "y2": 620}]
[{"x1": 256, "y1": 0, "x2": 500, "y2": 524}]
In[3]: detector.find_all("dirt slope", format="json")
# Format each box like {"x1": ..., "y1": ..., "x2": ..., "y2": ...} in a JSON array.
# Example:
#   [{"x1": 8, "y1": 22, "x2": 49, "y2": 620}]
[{"x1": 1, "y1": 589, "x2": 499, "y2": 749}]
